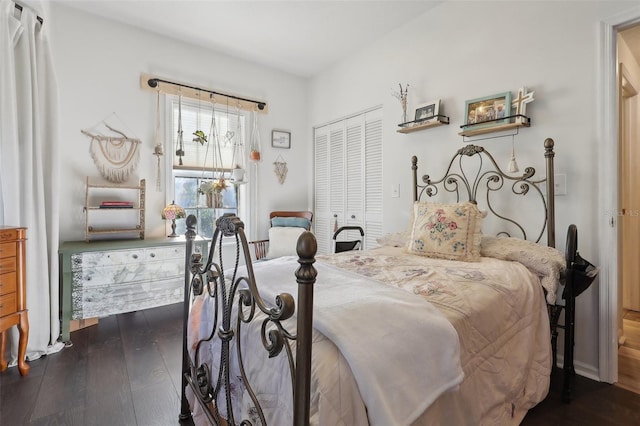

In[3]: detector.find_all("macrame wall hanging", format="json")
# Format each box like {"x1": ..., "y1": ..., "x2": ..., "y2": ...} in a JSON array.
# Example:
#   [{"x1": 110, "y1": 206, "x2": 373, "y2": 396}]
[
  {"x1": 273, "y1": 155, "x2": 288, "y2": 184},
  {"x1": 152, "y1": 91, "x2": 164, "y2": 191},
  {"x1": 81, "y1": 113, "x2": 141, "y2": 183}
]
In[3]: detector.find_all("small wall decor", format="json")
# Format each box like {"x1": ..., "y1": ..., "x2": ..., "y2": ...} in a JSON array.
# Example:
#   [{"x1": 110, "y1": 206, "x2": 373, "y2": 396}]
[
  {"x1": 392, "y1": 83, "x2": 410, "y2": 123},
  {"x1": 272, "y1": 130, "x2": 291, "y2": 149},
  {"x1": 152, "y1": 91, "x2": 164, "y2": 191},
  {"x1": 511, "y1": 87, "x2": 535, "y2": 124},
  {"x1": 464, "y1": 92, "x2": 512, "y2": 130},
  {"x1": 81, "y1": 113, "x2": 141, "y2": 183},
  {"x1": 273, "y1": 155, "x2": 288, "y2": 184},
  {"x1": 414, "y1": 99, "x2": 441, "y2": 123}
]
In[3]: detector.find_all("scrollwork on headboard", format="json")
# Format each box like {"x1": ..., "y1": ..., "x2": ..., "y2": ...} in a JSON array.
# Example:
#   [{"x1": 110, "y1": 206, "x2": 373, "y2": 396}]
[{"x1": 412, "y1": 139, "x2": 556, "y2": 247}]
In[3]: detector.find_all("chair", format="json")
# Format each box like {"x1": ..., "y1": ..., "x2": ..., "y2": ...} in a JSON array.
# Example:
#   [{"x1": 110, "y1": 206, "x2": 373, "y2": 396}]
[
  {"x1": 250, "y1": 211, "x2": 313, "y2": 260},
  {"x1": 333, "y1": 225, "x2": 365, "y2": 253}
]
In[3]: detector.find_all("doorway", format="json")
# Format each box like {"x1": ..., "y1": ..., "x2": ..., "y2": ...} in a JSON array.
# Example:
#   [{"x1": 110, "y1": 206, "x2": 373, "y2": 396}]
[{"x1": 617, "y1": 25, "x2": 640, "y2": 394}]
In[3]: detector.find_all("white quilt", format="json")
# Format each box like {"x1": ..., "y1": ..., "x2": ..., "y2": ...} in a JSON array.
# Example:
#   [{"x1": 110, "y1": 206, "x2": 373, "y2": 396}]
[{"x1": 187, "y1": 244, "x2": 554, "y2": 425}]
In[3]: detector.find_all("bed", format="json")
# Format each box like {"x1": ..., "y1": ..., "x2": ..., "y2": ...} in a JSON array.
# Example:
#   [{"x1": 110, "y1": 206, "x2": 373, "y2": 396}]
[{"x1": 179, "y1": 138, "x2": 574, "y2": 425}]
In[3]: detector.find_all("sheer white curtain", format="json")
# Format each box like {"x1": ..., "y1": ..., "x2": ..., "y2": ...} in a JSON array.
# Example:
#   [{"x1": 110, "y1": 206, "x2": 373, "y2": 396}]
[{"x1": 0, "y1": 1, "x2": 63, "y2": 365}]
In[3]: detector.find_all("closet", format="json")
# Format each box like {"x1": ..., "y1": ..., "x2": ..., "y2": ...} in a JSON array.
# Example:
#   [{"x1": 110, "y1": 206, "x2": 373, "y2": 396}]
[{"x1": 313, "y1": 107, "x2": 383, "y2": 254}]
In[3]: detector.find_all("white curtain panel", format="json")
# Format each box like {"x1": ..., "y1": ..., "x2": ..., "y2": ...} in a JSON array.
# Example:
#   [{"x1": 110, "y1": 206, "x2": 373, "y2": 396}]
[{"x1": 0, "y1": 1, "x2": 63, "y2": 365}]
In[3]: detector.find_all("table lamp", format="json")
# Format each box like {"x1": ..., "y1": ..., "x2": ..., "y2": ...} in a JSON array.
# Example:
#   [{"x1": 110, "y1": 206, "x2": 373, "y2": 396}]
[{"x1": 162, "y1": 200, "x2": 186, "y2": 237}]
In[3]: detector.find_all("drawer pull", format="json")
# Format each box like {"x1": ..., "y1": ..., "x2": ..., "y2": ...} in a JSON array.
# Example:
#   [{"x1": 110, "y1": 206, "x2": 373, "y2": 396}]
[
  {"x1": 149, "y1": 253, "x2": 156, "y2": 258},
  {"x1": 132, "y1": 254, "x2": 138, "y2": 259}
]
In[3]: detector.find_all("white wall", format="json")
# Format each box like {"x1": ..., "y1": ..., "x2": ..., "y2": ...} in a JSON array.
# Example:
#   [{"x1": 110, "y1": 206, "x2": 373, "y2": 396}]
[
  {"x1": 309, "y1": 1, "x2": 637, "y2": 376},
  {"x1": 48, "y1": 4, "x2": 310, "y2": 243}
]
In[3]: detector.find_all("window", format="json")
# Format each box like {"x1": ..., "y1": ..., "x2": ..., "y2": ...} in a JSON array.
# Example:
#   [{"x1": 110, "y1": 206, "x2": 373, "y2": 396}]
[{"x1": 167, "y1": 97, "x2": 249, "y2": 239}]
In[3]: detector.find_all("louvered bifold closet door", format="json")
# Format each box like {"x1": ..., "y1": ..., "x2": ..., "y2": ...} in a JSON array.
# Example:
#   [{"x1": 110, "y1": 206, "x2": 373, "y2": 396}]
[
  {"x1": 344, "y1": 116, "x2": 364, "y2": 244},
  {"x1": 313, "y1": 126, "x2": 331, "y2": 255},
  {"x1": 364, "y1": 108, "x2": 383, "y2": 249},
  {"x1": 313, "y1": 106, "x2": 383, "y2": 254}
]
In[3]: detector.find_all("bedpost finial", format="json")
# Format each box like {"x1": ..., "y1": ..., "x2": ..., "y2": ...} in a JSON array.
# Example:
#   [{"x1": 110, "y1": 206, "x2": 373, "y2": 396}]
[
  {"x1": 185, "y1": 214, "x2": 197, "y2": 239},
  {"x1": 296, "y1": 231, "x2": 317, "y2": 260},
  {"x1": 544, "y1": 138, "x2": 554, "y2": 149}
]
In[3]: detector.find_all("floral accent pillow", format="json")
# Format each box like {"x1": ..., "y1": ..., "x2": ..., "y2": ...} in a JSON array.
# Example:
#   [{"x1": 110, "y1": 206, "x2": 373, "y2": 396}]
[{"x1": 407, "y1": 201, "x2": 483, "y2": 262}]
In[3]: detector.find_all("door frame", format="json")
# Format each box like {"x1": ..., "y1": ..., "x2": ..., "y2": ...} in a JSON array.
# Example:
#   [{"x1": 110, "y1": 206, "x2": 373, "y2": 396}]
[{"x1": 599, "y1": 6, "x2": 640, "y2": 384}]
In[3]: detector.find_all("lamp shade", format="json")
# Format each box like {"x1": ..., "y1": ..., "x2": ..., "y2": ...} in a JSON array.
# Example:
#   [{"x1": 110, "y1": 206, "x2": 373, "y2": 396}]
[
  {"x1": 162, "y1": 201, "x2": 185, "y2": 221},
  {"x1": 162, "y1": 201, "x2": 185, "y2": 238}
]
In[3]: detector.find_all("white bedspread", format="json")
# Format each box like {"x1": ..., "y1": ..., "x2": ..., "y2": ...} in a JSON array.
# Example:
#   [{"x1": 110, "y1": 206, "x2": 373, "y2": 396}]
[
  {"x1": 253, "y1": 256, "x2": 464, "y2": 426},
  {"x1": 187, "y1": 244, "x2": 554, "y2": 425}
]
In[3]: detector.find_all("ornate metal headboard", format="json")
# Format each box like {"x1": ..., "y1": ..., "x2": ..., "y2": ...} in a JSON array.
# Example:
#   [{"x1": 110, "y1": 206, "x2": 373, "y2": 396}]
[{"x1": 412, "y1": 138, "x2": 556, "y2": 247}]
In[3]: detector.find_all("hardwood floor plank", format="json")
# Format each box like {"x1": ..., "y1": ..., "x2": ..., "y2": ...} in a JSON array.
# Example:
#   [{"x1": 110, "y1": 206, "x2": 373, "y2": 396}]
[
  {"x1": 29, "y1": 339, "x2": 88, "y2": 421},
  {"x1": 130, "y1": 377, "x2": 181, "y2": 426},
  {"x1": 0, "y1": 356, "x2": 47, "y2": 424}
]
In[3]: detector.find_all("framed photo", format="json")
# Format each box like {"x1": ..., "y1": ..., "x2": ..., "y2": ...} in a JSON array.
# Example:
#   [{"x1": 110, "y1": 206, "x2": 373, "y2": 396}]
[
  {"x1": 271, "y1": 130, "x2": 291, "y2": 149},
  {"x1": 464, "y1": 92, "x2": 511, "y2": 129},
  {"x1": 414, "y1": 99, "x2": 440, "y2": 123}
]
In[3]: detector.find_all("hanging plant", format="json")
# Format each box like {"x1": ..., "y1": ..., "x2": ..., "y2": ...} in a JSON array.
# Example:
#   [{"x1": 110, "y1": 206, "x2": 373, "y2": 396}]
[{"x1": 192, "y1": 130, "x2": 208, "y2": 145}]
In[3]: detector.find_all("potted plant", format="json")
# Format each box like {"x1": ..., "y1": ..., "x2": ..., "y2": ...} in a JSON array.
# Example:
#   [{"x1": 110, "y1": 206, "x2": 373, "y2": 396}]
[
  {"x1": 249, "y1": 150, "x2": 261, "y2": 161},
  {"x1": 232, "y1": 164, "x2": 245, "y2": 182},
  {"x1": 198, "y1": 178, "x2": 228, "y2": 208},
  {"x1": 192, "y1": 130, "x2": 207, "y2": 145}
]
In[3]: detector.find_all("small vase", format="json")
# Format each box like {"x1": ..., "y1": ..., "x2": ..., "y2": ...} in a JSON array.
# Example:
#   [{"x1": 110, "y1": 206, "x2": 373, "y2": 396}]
[
  {"x1": 213, "y1": 192, "x2": 222, "y2": 208},
  {"x1": 205, "y1": 192, "x2": 222, "y2": 208}
]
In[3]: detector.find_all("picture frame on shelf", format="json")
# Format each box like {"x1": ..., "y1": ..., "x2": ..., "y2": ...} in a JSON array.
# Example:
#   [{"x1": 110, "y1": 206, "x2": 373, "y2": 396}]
[
  {"x1": 271, "y1": 130, "x2": 291, "y2": 149},
  {"x1": 414, "y1": 99, "x2": 440, "y2": 123},
  {"x1": 464, "y1": 92, "x2": 511, "y2": 130}
]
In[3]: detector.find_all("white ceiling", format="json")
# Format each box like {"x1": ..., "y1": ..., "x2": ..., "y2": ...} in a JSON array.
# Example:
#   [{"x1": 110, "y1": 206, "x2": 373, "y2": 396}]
[{"x1": 58, "y1": 0, "x2": 443, "y2": 78}]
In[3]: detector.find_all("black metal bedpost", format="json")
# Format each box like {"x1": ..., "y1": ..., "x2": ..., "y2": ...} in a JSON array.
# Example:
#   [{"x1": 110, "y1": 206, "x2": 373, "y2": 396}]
[
  {"x1": 544, "y1": 138, "x2": 556, "y2": 248},
  {"x1": 293, "y1": 231, "x2": 318, "y2": 426},
  {"x1": 180, "y1": 215, "x2": 198, "y2": 422}
]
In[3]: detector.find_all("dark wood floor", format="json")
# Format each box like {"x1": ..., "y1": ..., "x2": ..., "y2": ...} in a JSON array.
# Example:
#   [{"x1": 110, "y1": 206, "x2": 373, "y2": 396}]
[{"x1": 2, "y1": 303, "x2": 640, "y2": 425}]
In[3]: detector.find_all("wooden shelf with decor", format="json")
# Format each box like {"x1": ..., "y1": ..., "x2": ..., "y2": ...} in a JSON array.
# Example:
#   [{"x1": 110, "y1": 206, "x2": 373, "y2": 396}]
[
  {"x1": 459, "y1": 115, "x2": 531, "y2": 137},
  {"x1": 84, "y1": 177, "x2": 146, "y2": 242},
  {"x1": 397, "y1": 115, "x2": 450, "y2": 134}
]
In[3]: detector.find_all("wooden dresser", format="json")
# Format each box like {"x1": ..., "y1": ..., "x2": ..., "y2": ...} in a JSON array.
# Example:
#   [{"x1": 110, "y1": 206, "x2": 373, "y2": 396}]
[{"x1": 0, "y1": 226, "x2": 29, "y2": 376}]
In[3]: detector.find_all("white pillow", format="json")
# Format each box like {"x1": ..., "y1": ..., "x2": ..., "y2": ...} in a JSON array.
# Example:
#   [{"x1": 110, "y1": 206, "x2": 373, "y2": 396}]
[{"x1": 266, "y1": 227, "x2": 306, "y2": 259}]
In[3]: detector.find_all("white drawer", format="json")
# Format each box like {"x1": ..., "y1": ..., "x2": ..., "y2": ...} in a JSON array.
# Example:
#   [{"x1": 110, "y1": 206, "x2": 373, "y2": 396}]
[
  {"x1": 72, "y1": 259, "x2": 183, "y2": 288},
  {"x1": 72, "y1": 248, "x2": 145, "y2": 270},
  {"x1": 72, "y1": 277, "x2": 184, "y2": 319},
  {"x1": 143, "y1": 245, "x2": 185, "y2": 262}
]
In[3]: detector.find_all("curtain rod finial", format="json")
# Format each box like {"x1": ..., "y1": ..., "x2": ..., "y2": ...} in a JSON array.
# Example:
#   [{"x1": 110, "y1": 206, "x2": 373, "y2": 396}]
[
  {"x1": 148, "y1": 79, "x2": 159, "y2": 88},
  {"x1": 258, "y1": 103, "x2": 266, "y2": 110}
]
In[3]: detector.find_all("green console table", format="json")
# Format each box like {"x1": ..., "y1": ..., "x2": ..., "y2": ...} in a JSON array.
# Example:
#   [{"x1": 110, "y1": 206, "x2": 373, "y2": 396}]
[{"x1": 58, "y1": 236, "x2": 207, "y2": 344}]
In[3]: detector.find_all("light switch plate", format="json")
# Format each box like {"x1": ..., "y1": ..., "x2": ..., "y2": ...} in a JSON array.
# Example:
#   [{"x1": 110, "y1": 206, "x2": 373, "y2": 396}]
[{"x1": 391, "y1": 184, "x2": 400, "y2": 198}]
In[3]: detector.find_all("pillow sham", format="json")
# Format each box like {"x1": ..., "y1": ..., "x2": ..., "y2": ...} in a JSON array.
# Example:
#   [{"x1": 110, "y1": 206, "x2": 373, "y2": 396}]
[
  {"x1": 407, "y1": 201, "x2": 483, "y2": 262},
  {"x1": 271, "y1": 216, "x2": 310, "y2": 230},
  {"x1": 265, "y1": 226, "x2": 306, "y2": 259}
]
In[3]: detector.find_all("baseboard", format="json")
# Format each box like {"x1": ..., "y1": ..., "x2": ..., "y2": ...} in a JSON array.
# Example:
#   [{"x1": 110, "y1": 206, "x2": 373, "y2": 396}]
[{"x1": 556, "y1": 355, "x2": 600, "y2": 381}]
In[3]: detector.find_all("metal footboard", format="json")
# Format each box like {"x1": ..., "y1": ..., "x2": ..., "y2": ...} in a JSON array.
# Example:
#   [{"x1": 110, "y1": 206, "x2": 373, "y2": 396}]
[{"x1": 180, "y1": 214, "x2": 317, "y2": 425}]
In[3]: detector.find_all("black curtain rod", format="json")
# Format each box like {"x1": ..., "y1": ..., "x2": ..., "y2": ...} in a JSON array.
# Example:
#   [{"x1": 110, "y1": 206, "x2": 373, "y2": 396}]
[
  {"x1": 147, "y1": 78, "x2": 266, "y2": 110},
  {"x1": 15, "y1": 3, "x2": 44, "y2": 25}
]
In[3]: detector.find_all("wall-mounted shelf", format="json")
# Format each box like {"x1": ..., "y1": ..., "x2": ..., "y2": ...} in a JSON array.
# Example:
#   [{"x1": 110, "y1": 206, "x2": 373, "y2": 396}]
[
  {"x1": 84, "y1": 177, "x2": 146, "y2": 242},
  {"x1": 397, "y1": 115, "x2": 450, "y2": 134},
  {"x1": 459, "y1": 115, "x2": 531, "y2": 137}
]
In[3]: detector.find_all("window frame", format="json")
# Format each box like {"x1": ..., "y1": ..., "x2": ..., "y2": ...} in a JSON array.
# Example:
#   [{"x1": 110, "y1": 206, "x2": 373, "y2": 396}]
[{"x1": 164, "y1": 95, "x2": 252, "y2": 239}]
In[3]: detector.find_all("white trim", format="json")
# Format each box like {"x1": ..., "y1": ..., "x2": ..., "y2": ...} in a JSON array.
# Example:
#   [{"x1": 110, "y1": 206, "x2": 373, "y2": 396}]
[
  {"x1": 556, "y1": 356, "x2": 600, "y2": 382},
  {"x1": 312, "y1": 104, "x2": 383, "y2": 129},
  {"x1": 599, "y1": 5, "x2": 640, "y2": 384}
]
